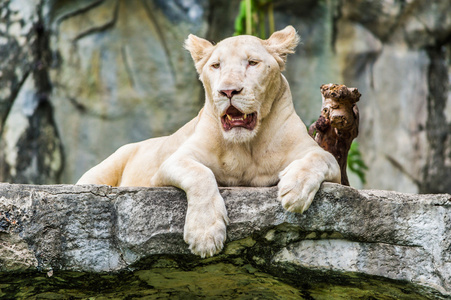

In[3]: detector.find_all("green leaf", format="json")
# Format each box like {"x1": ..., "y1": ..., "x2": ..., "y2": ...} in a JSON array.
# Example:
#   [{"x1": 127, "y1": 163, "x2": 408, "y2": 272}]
[{"x1": 347, "y1": 141, "x2": 368, "y2": 184}]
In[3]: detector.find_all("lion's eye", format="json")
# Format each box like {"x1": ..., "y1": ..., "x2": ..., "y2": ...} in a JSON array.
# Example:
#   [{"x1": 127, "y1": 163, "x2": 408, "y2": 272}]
[
  {"x1": 211, "y1": 63, "x2": 220, "y2": 69},
  {"x1": 248, "y1": 60, "x2": 259, "y2": 66}
]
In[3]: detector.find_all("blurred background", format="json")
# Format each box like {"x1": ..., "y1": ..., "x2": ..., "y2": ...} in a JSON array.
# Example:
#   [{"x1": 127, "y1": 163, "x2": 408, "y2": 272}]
[{"x1": 0, "y1": 0, "x2": 450, "y2": 193}]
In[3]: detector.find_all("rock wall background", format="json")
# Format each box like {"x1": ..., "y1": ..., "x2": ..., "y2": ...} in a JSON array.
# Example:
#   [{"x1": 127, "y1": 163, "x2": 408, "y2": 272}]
[{"x1": 0, "y1": 0, "x2": 450, "y2": 193}]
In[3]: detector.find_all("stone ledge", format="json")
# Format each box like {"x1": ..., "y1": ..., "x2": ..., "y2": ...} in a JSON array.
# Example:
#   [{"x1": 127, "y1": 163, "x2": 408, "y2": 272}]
[{"x1": 0, "y1": 183, "x2": 450, "y2": 298}]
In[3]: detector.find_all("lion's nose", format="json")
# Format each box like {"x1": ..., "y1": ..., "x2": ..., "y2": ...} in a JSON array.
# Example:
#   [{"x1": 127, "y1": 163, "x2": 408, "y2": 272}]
[{"x1": 219, "y1": 88, "x2": 243, "y2": 99}]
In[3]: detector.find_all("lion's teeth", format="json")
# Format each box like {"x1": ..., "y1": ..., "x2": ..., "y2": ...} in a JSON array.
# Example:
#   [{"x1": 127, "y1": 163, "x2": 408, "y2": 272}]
[{"x1": 227, "y1": 114, "x2": 250, "y2": 122}]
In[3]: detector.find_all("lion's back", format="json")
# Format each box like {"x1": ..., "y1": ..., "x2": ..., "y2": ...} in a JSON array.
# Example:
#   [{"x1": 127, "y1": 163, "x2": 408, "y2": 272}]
[
  {"x1": 77, "y1": 115, "x2": 199, "y2": 187},
  {"x1": 119, "y1": 116, "x2": 199, "y2": 186}
]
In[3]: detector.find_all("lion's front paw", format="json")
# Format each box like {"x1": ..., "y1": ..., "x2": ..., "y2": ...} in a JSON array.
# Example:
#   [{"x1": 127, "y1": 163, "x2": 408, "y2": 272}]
[
  {"x1": 277, "y1": 164, "x2": 323, "y2": 214},
  {"x1": 184, "y1": 197, "x2": 229, "y2": 258}
]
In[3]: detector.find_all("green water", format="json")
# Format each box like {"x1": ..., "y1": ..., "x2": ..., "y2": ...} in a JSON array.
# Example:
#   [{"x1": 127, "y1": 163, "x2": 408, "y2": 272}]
[{"x1": 0, "y1": 261, "x2": 443, "y2": 299}]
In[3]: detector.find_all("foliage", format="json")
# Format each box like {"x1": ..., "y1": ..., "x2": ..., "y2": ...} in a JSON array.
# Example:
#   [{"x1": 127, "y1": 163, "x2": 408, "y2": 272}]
[
  {"x1": 347, "y1": 141, "x2": 368, "y2": 184},
  {"x1": 234, "y1": 0, "x2": 274, "y2": 38}
]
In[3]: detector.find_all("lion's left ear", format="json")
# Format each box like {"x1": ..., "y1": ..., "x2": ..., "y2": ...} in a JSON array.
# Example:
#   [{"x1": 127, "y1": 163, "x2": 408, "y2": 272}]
[
  {"x1": 184, "y1": 34, "x2": 215, "y2": 73},
  {"x1": 264, "y1": 26, "x2": 300, "y2": 71}
]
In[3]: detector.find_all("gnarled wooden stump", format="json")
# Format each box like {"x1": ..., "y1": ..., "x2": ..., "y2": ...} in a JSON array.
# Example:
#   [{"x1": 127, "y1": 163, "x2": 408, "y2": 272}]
[{"x1": 309, "y1": 84, "x2": 361, "y2": 186}]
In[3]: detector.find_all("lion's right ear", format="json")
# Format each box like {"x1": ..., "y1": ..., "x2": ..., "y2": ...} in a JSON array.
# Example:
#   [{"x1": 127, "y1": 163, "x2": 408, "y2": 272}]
[
  {"x1": 264, "y1": 26, "x2": 300, "y2": 71},
  {"x1": 184, "y1": 34, "x2": 215, "y2": 73}
]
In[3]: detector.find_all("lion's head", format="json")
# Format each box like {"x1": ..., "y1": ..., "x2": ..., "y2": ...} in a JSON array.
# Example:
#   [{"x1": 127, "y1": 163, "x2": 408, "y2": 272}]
[{"x1": 185, "y1": 26, "x2": 300, "y2": 143}]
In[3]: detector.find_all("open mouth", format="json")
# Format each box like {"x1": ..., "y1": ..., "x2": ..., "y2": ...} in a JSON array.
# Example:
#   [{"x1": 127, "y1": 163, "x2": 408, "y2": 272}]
[{"x1": 221, "y1": 106, "x2": 257, "y2": 131}]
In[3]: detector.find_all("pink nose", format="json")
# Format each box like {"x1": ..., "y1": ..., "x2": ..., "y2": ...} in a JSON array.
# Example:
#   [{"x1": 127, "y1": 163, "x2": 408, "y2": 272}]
[{"x1": 219, "y1": 88, "x2": 242, "y2": 99}]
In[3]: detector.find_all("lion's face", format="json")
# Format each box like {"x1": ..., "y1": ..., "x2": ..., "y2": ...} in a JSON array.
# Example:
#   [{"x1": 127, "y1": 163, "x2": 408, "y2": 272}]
[
  {"x1": 185, "y1": 27, "x2": 300, "y2": 143},
  {"x1": 202, "y1": 36, "x2": 281, "y2": 142}
]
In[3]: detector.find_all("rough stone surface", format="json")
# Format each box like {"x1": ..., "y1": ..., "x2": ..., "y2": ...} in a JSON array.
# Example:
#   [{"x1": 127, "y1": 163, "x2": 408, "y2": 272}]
[
  {"x1": 0, "y1": 0, "x2": 64, "y2": 184},
  {"x1": 0, "y1": 183, "x2": 450, "y2": 298},
  {"x1": 1, "y1": 0, "x2": 450, "y2": 193}
]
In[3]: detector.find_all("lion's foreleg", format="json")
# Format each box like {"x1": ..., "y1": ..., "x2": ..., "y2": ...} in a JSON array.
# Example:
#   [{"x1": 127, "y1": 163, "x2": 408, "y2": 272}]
[{"x1": 151, "y1": 154, "x2": 229, "y2": 258}]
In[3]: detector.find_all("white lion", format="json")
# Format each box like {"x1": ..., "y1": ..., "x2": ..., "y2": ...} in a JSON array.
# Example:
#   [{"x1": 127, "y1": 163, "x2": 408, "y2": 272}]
[{"x1": 77, "y1": 26, "x2": 341, "y2": 258}]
